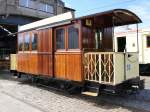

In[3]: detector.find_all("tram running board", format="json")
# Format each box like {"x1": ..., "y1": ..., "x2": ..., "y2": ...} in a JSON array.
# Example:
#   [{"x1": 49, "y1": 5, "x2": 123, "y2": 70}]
[
  {"x1": 82, "y1": 82, "x2": 100, "y2": 96},
  {"x1": 82, "y1": 91, "x2": 98, "y2": 97}
]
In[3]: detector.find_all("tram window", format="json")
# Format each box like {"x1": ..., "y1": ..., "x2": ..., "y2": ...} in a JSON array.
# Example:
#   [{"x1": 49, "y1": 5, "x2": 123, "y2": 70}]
[
  {"x1": 24, "y1": 33, "x2": 30, "y2": 51},
  {"x1": 117, "y1": 37, "x2": 126, "y2": 52},
  {"x1": 18, "y1": 34, "x2": 23, "y2": 51},
  {"x1": 32, "y1": 33, "x2": 38, "y2": 50},
  {"x1": 95, "y1": 30, "x2": 102, "y2": 49},
  {"x1": 68, "y1": 26, "x2": 79, "y2": 49},
  {"x1": 146, "y1": 36, "x2": 150, "y2": 48},
  {"x1": 56, "y1": 28, "x2": 65, "y2": 49}
]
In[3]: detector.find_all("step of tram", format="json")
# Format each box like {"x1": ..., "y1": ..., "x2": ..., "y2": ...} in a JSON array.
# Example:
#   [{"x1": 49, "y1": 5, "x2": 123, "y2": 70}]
[
  {"x1": 82, "y1": 82, "x2": 100, "y2": 96},
  {"x1": 82, "y1": 91, "x2": 98, "y2": 97}
]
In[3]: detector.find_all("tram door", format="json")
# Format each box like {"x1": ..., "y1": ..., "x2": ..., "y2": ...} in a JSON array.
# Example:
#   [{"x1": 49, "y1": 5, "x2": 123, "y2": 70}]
[{"x1": 117, "y1": 36, "x2": 126, "y2": 52}]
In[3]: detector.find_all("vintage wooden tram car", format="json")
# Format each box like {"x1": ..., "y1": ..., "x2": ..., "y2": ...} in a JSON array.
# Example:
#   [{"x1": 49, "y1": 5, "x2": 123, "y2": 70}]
[{"x1": 10, "y1": 9, "x2": 144, "y2": 96}]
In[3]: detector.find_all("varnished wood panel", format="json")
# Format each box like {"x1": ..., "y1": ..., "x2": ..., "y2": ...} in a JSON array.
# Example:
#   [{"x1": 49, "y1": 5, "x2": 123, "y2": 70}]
[
  {"x1": 54, "y1": 54, "x2": 66, "y2": 79},
  {"x1": 66, "y1": 54, "x2": 82, "y2": 81},
  {"x1": 17, "y1": 53, "x2": 38, "y2": 75},
  {"x1": 28, "y1": 54, "x2": 38, "y2": 75},
  {"x1": 38, "y1": 31, "x2": 42, "y2": 52},
  {"x1": 38, "y1": 54, "x2": 53, "y2": 77},
  {"x1": 18, "y1": 54, "x2": 23, "y2": 73},
  {"x1": 54, "y1": 52, "x2": 83, "y2": 82},
  {"x1": 103, "y1": 27, "x2": 113, "y2": 50},
  {"x1": 17, "y1": 53, "x2": 53, "y2": 76},
  {"x1": 82, "y1": 26, "x2": 113, "y2": 52},
  {"x1": 37, "y1": 28, "x2": 53, "y2": 77},
  {"x1": 82, "y1": 26, "x2": 94, "y2": 49},
  {"x1": 24, "y1": 54, "x2": 29, "y2": 73},
  {"x1": 17, "y1": 28, "x2": 53, "y2": 76},
  {"x1": 38, "y1": 29, "x2": 52, "y2": 52}
]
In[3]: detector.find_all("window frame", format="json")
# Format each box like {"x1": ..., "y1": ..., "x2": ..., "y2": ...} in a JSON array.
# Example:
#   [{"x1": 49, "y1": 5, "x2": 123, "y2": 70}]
[
  {"x1": 146, "y1": 35, "x2": 150, "y2": 48},
  {"x1": 38, "y1": 2, "x2": 47, "y2": 12},
  {"x1": 28, "y1": 0, "x2": 36, "y2": 9},
  {"x1": 24, "y1": 32, "x2": 30, "y2": 51},
  {"x1": 55, "y1": 27, "x2": 66, "y2": 51},
  {"x1": 31, "y1": 32, "x2": 38, "y2": 51},
  {"x1": 18, "y1": 33, "x2": 24, "y2": 52},
  {"x1": 19, "y1": 0, "x2": 29, "y2": 7},
  {"x1": 67, "y1": 24, "x2": 80, "y2": 50},
  {"x1": 57, "y1": 0, "x2": 64, "y2": 7},
  {"x1": 94, "y1": 29, "x2": 103, "y2": 49},
  {"x1": 46, "y1": 4, "x2": 54, "y2": 14},
  {"x1": 19, "y1": 0, "x2": 54, "y2": 14},
  {"x1": 38, "y1": 2, "x2": 54, "y2": 14}
]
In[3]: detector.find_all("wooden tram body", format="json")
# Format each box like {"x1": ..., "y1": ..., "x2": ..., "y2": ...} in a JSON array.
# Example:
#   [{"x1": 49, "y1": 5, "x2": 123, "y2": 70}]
[{"x1": 11, "y1": 9, "x2": 144, "y2": 95}]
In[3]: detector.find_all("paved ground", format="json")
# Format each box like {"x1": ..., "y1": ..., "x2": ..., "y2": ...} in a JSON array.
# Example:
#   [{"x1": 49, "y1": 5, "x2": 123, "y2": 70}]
[
  {"x1": 0, "y1": 92, "x2": 43, "y2": 112},
  {"x1": 0, "y1": 70, "x2": 150, "y2": 112}
]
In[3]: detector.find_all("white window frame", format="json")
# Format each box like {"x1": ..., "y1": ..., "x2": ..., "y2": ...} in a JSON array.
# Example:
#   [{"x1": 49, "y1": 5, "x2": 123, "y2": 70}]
[
  {"x1": 27, "y1": 0, "x2": 29, "y2": 7},
  {"x1": 19, "y1": 0, "x2": 54, "y2": 14},
  {"x1": 19, "y1": 0, "x2": 29, "y2": 7},
  {"x1": 39, "y1": 2, "x2": 54, "y2": 14},
  {"x1": 46, "y1": 4, "x2": 54, "y2": 14}
]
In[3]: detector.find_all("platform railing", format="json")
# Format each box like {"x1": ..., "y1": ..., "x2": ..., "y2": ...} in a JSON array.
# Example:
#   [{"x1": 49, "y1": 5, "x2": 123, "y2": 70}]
[{"x1": 83, "y1": 52, "x2": 114, "y2": 84}]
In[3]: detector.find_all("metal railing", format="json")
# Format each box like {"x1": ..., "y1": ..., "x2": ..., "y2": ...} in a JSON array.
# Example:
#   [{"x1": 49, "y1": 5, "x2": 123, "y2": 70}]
[{"x1": 83, "y1": 52, "x2": 114, "y2": 84}]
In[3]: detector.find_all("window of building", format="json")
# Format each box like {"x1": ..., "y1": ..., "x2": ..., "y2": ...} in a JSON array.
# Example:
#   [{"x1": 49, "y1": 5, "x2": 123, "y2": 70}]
[
  {"x1": 47, "y1": 4, "x2": 54, "y2": 13},
  {"x1": 31, "y1": 33, "x2": 38, "y2": 50},
  {"x1": 18, "y1": 34, "x2": 23, "y2": 51},
  {"x1": 147, "y1": 36, "x2": 150, "y2": 47},
  {"x1": 68, "y1": 26, "x2": 79, "y2": 49},
  {"x1": 39, "y1": 2, "x2": 54, "y2": 13},
  {"x1": 56, "y1": 28, "x2": 65, "y2": 49},
  {"x1": 39, "y1": 2, "x2": 47, "y2": 12},
  {"x1": 28, "y1": 0, "x2": 36, "y2": 9},
  {"x1": 19, "y1": 0, "x2": 28, "y2": 7},
  {"x1": 19, "y1": 0, "x2": 54, "y2": 14},
  {"x1": 24, "y1": 33, "x2": 30, "y2": 51},
  {"x1": 57, "y1": 0, "x2": 64, "y2": 7}
]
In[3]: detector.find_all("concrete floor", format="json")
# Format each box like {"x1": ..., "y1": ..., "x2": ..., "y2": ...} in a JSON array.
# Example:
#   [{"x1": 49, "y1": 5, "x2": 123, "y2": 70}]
[
  {"x1": 0, "y1": 92, "x2": 44, "y2": 112},
  {"x1": 0, "y1": 70, "x2": 150, "y2": 112}
]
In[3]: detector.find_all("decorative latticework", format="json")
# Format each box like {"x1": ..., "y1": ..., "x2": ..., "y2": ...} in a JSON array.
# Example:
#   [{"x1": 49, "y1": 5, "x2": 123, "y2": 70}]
[{"x1": 83, "y1": 52, "x2": 114, "y2": 84}]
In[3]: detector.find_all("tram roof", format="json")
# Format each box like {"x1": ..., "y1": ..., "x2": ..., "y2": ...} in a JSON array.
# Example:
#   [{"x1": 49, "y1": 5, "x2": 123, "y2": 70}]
[
  {"x1": 76, "y1": 9, "x2": 142, "y2": 27},
  {"x1": 18, "y1": 9, "x2": 142, "y2": 33}
]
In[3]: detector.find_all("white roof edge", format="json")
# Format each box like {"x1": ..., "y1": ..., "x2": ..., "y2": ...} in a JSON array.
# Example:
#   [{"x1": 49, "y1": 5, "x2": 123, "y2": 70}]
[{"x1": 18, "y1": 12, "x2": 74, "y2": 32}]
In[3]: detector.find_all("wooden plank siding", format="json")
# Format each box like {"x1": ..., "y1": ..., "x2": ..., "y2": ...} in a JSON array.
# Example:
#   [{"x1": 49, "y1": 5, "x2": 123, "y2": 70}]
[
  {"x1": 82, "y1": 26, "x2": 113, "y2": 52},
  {"x1": 53, "y1": 22, "x2": 83, "y2": 82},
  {"x1": 54, "y1": 52, "x2": 83, "y2": 81},
  {"x1": 17, "y1": 28, "x2": 53, "y2": 77},
  {"x1": 66, "y1": 53, "x2": 82, "y2": 81},
  {"x1": 17, "y1": 22, "x2": 84, "y2": 82},
  {"x1": 37, "y1": 29, "x2": 53, "y2": 77}
]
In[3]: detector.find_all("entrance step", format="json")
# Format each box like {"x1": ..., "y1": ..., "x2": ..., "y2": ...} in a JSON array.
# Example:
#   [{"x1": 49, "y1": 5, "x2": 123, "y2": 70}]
[
  {"x1": 82, "y1": 82, "x2": 100, "y2": 96},
  {"x1": 82, "y1": 91, "x2": 98, "y2": 96}
]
